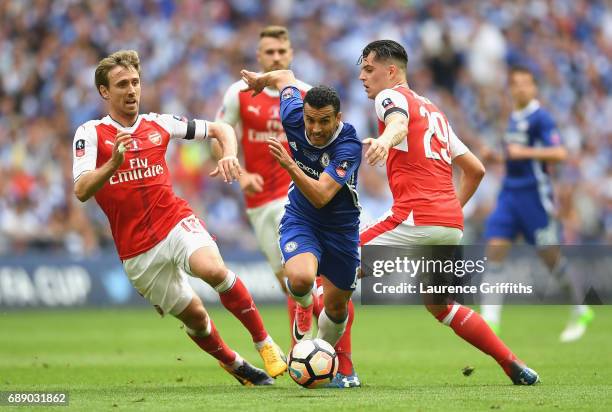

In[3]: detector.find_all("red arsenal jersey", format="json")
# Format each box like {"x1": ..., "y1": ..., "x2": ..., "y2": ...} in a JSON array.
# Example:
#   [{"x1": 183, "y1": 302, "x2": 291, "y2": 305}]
[
  {"x1": 72, "y1": 113, "x2": 208, "y2": 259},
  {"x1": 374, "y1": 85, "x2": 469, "y2": 230},
  {"x1": 217, "y1": 80, "x2": 310, "y2": 208}
]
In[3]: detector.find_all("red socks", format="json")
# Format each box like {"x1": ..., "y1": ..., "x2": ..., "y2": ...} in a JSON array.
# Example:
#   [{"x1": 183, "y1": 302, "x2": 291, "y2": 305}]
[
  {"x1": 334, "y1": 299, "x2": 355, "y2": 375},
  {"x1": 436, "y1": 303, "x2": 517, "y2": 375},
  {"x1": 287, "y1": 295, "x2": 297, "y2": 346},
  {"x1": 218, "y1": 274, "x2": 268, "y2": 343},
  {"x1": 187, "y1": 319, "x2": 236, "y2": 365}
]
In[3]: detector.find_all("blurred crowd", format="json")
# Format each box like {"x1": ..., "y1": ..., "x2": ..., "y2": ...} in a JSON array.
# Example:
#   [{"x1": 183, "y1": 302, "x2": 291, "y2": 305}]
[{"x1": 1, "y1": 0, "x2": 611, "y2": 257}]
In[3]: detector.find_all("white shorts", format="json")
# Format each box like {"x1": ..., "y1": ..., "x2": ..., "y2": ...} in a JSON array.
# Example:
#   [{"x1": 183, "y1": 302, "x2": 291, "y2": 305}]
[
  {"x1": 122, "y1": 215, "x2": 217, "y2": 316},
  {"x1": 360, "y1": 211, "x2": 463, "y2": 246},
  {"x1": 246, "y1": 197, "x2": 286, "y2": 274}
]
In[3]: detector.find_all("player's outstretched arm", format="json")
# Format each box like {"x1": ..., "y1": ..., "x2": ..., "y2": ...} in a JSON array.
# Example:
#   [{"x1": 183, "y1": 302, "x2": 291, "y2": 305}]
[
  {"x1": 453, "y1": 151, "x2": 486, "y2": 207},
  {"x1": 478, "y1": 144, "x2": 504, "y2": 164},
  {"x1": 267, "y1": 137, "x2": 341, "y2": 208},
  {"x1": 506, "y1": 143, "x2": 567, "y2": 162},
  {"x1": 363, "y1": 112, "x2": 408, "y2": 166},
  {"x1": 207, "y1": 121, "x2": 242, "y2": 183},
  {"x1": 74, "y1": 131, "x2": 132, "y2": 202},
  {"x1": 240, "y1": 69, "x2": 297, "y2": 96}
]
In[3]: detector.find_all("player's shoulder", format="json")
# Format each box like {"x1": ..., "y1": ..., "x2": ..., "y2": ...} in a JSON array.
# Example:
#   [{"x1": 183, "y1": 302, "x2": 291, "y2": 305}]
[
  {"x1": 141, "y1": 113, "x2": 191, "y2": 136},
  {"x1": 225, "y1": 79, "x2": 248, "y2": 95},
  {"x1": 339, "y1": 122, "x2": 358, "y2": 138},
  {"x1": 374, "y1": 87, "x2": 407, "y2": 102},
  {"x1": 143, "y1": 112, "x2": 189, "y2": 123},
  {"x1": 533, "y1": 105, "x2": 555, "y2": 124},
  {"x1": 374, "y1": 87, "x2": 412, "y2": 113},
  {"x1": 74, "y1": 118, "x2": 106, "y2": 137},
  {"x1": 337, "y1": 123, "x2": 362, "y2": 148}
]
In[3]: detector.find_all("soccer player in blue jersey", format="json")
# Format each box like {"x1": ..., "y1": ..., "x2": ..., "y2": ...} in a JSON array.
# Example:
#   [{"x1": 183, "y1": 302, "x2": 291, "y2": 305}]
[
  {"x1": 480, "y1": 66, "x2": 593, "y2": 342},
  {"x1": 241, "y1": 68, "x2": 362, "y2": 387}
]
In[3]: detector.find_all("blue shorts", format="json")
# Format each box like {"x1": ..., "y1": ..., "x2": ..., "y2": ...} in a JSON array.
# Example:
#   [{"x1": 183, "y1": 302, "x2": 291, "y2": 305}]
[
  {"x1": 279, "y1": 215, "x2": 360, "y2": 291},
  {"x1": 485, "y1": 188, "x2": 561, "y2": 245}
]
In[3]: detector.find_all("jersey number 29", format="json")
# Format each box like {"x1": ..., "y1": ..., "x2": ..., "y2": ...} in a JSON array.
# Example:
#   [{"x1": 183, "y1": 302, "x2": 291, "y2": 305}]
[{"x1": 420, "y1": 106, "x2": 451, "y2": 164}]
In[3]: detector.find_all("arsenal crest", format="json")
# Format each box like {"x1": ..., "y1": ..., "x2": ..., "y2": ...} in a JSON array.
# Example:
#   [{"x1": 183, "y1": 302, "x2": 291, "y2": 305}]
[{"x1": 148, "y1": 131, "x2": 162, "y2": 146}]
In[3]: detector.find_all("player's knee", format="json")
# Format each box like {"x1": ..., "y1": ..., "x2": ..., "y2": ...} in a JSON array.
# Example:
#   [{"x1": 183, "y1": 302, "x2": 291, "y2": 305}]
[
  {"x1": 285, "y1": 271, "x2": 315, "y2": 294},
  {"x1": 189, "y1": 249, "x2": 227, "y2": 285},
  {"x1": 201, "y1": 263, "x2": 228, "y2": 287}
]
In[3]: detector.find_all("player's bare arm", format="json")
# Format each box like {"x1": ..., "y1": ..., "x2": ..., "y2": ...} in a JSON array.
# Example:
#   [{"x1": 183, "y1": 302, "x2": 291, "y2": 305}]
[
  {"x1": 267, "y1": 137, "x2": 341, "y2": 208},
  {"x1": 453, "y1": 151, "x2": 486, "y2": 207},
  {"x1": 237, "y1": 172, "x2": 265, "y2": 195},
  {"x1": 74, "y1": 131, "x2": 133, "y2": 202},
  {"x1": 210, "y1": 133, "x2": 262, "y2": 194},
  {"x1": 506, "y1": 143, "x2": 567, "y2": 162},
  {"x1": 240, "y1": 69, "x2": 297, "y2": 97},
  {"x1": 207, "y1": 121, "x2": 242, "y2": 183},
  {"x1": 363, "y1": 112, "x2": 408, "y2": 166},
  {"x1": 478, "y1": 144, "x2": 504, "y2": 163}
]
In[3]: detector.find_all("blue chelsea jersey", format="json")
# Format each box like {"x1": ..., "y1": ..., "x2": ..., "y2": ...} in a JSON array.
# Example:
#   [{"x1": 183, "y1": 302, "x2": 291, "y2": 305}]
[
  {"x1": 503, "y1": 100, "x2": 562, "y2": 190},
  {"x1": 279, "y1": 86, "x2": 362, "y2": 231}
]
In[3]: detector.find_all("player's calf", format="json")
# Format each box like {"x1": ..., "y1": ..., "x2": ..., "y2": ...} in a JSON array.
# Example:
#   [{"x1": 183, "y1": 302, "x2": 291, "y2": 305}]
[
  {"x1": 317, "y1": 282, "x2": 351, "y2": 347},
  {"x1": 177, "y1": 298, "x2": 235, "y2": 364},
  {"x1": 317, "y1": 309, "x2": 347, "y2": 347}
]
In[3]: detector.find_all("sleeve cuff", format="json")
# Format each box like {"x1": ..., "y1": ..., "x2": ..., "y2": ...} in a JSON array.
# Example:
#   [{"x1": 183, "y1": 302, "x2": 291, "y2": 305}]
[{"x1": 194, "y1": 119, "x2": 208, "y2": 140}]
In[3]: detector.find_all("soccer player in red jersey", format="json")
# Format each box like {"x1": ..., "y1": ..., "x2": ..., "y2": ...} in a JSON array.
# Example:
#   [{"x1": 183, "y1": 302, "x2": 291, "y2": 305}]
[
  {"x1": 358, "y1": 40, "x2": 539, "y2": 385},
  {"x1": 216, "y1": 27, "x2": 359, "y2": 387},
  {"x1": 72, "y1": 50, "x2": 286, "y2": 385}
]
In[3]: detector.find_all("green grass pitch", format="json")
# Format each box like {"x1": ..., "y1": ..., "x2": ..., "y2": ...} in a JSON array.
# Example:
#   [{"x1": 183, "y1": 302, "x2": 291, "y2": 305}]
[{"x1": 1, "y1": 305, "x2": 611, "y2": 411}]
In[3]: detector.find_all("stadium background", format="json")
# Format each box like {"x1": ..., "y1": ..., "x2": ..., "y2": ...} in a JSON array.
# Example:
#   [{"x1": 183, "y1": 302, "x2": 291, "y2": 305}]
[
  {"x1": 1, "y1": 0, "x2": 610, "y2": 257},
  {"x1": 0, "y1": 1, "x2": 611, "y2": 410}
]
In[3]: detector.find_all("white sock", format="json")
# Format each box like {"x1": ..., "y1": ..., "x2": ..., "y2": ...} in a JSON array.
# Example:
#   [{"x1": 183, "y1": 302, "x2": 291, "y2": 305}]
[
  {"x1": 230, "y1": 353, "x2": 244, "y2": 370},
  {"x1": 572, "y1": 305, "x2": 589, "y2": 317},
  {"x1": 480, "y1": 261, "x2": 505, "y2": 324},
  {"x1": 254, "y1": 335, "x2": 274, "y2": 350},
  {"x1": 185, "y1": 317, "x2": 212, "y2": 337},
  {"x1": 214, "y1": 270, "x2": 237, "y2": 293},
  {"x1": 286, "y1": 278, "x2": 313, "y2": 308},
  {"x1": 316, "y1": 310, "x2": 347, "y2": 347}
]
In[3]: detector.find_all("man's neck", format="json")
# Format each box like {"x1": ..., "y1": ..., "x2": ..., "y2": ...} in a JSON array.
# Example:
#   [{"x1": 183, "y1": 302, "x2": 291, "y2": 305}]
[
  {"x1": 391, "y1": 78, "x2": 409, "y2": 89},
  {"x1": 514, "y1": 99, "x2": 534, "y2": 111},
  {"x1": 109, "y1": 110, "x2": 138, "y2": 128}
]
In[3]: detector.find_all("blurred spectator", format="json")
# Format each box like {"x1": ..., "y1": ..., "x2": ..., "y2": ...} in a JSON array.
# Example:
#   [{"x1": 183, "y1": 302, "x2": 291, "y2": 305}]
[{"x1": 0, "y1": 0, "x2": 610, "y2": 257}]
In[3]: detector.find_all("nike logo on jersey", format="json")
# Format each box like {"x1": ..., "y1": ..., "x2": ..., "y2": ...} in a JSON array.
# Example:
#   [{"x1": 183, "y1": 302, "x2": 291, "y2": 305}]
[{"x1": 247, "y1": 105, "x2": 261, "y2": 116}]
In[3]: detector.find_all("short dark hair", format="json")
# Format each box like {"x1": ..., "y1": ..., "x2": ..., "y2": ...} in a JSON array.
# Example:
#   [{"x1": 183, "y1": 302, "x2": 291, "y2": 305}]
[
  {"x1": 359, "y1": 40, "x2": 408, "y2": 71},
  {"x1": 509, "y1": 65, "x2": 536, "y2": 81},
  {"x1": 303, "y1": 85, "x2": 340, "y2": 115}
]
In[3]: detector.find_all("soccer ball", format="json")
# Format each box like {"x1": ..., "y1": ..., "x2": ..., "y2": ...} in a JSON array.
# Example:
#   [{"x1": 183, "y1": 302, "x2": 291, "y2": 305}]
[{"x1": 288, "y1": 338, "x2": 338, "y2": 388}]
